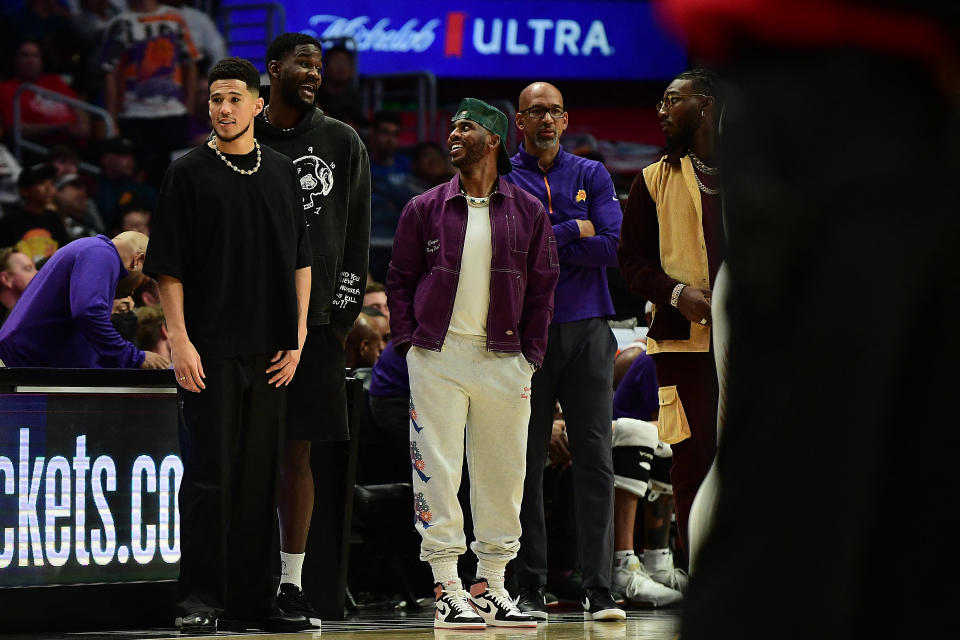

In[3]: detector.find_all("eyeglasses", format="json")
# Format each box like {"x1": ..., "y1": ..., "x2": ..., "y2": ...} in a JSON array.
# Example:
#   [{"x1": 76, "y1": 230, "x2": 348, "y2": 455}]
[
  {"x1": 655, "y1": 93, "x2": 709, "y2": 112},
  {"x1": 521, "y1": 106, "x2": 565, "y2": 120}
]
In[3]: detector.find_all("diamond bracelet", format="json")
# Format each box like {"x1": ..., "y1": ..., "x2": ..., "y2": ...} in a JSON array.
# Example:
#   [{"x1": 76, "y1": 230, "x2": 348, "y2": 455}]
[{"x1": 670, "y1": 283, "x2": 686, "y2": 308}]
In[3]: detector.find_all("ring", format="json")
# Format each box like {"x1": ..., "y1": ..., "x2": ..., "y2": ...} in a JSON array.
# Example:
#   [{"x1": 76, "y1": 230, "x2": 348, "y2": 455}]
[
  {"x1": 700, "y1": 318, "x2": 708, "y2": 325},
  {"x1": 179, "y1": 376, "x2": 186, "y2": 381}
]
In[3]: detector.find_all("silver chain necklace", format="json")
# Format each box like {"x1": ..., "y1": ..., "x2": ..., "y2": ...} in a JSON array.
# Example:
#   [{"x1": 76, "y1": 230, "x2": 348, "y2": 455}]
[
  {"x1": 461, "y1": 187, "x2": 492, "y2": 208},
  {"x1": 688, "y1": 151, "x2": 720, "y2": 195},
  {"x1": 263, "y1": 106, "x2": 295, "y2": 132},
  {"x1": 688, "y1": 151, "x2": 719, "y2": 175},
  {"x1": 209, "y1": 138, "x2": 261, "y2": 175}
]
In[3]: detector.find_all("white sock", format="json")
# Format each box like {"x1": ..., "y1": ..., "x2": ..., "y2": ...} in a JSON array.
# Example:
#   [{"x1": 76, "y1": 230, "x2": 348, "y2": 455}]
[
  {"x1": 644, "y1": 548, "x2": 672, "y2": 573},
  {"x1": 431, "y1": 560, "x2": 461, "y2": 590},
  {"x1": 280, "y1": 551, "x2": 304, "y2": 588},
  {"x1": 614, "y1": 550, "x2": 635, "y2": 568},
  {"x1": 476, "y1": 561, "x2": 506, "y2": 590}
]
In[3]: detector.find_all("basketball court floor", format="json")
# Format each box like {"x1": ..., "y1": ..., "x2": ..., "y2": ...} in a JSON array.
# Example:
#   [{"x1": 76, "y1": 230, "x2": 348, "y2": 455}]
[{"x1": 4, "y1": 608, "x2": 681, "y2": 640}]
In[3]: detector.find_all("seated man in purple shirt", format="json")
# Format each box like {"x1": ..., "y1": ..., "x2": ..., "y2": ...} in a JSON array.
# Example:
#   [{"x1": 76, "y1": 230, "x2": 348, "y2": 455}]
[
  {"x1": 610, "y1": 345, "x2": 684, "y2": 607},
  {"x1": 0, "y1": 232, "x2": 168, "y2": 369}
]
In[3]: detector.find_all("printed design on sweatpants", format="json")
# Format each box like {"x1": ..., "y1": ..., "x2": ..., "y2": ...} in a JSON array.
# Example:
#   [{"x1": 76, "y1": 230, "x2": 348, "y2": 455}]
[
  {"x1": 414, "y1": 491, "x2": 433, "y2": 528},
  {"x1": 521, "y1": 385, "x2": 531, "y2": 399},
  {"x1": 410, "y1": 441, "x2": 431, "y2": 482},
  {"x1": 410, "y1": 397, "x2": 423, "y2": 432}
]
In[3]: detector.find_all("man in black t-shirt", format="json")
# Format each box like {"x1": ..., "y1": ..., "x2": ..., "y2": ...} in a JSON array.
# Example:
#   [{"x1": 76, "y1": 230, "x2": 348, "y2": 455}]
[{"x1": 143, "y1": 57, "x2": 312, "y2": 634}]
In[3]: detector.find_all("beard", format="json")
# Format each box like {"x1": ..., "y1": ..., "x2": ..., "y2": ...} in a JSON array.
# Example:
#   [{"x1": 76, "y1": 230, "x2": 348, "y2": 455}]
[
  {"x1": 451, "y1": 135, "x2": 487, "y2": 168},
  {"x1": 280, "y1": 78, "x2": 316, "y2": 112},
  {"x1": 532, "y1": 130, "x2": 559, "y2": 151},
  {"x1": 214, "y1": 120, "x2": 251, "y2": 143}
]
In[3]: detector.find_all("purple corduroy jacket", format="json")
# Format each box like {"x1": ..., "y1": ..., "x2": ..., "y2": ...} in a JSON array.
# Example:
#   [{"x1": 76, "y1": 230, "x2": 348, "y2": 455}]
[{"x1": 386, "y1": 174, "x2": 560, "y2": 365}]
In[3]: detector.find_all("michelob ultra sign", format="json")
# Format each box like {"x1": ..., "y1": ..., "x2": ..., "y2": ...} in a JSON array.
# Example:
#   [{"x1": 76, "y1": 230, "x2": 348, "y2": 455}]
[
  {"x1": 225, "y1": 0, "x2": 686, "y2": 79},
  {"x1": 0, "y1": 393, "x2": 181, "y2": 587}
]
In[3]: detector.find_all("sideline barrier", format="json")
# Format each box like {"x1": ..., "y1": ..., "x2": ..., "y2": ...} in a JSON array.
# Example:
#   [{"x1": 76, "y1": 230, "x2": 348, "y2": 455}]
[{"x1": 0, "y1": 368, "x2": 361, "y2": 631}]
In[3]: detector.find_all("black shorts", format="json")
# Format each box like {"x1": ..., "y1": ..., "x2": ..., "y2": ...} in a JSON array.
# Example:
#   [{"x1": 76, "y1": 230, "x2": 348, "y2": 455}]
[{"x1": 285, "y1": 325, "x2": 348, "y2": 442}]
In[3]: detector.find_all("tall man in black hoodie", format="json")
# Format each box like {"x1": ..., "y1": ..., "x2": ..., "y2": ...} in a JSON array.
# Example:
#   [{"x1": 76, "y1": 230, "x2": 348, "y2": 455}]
[{"x1": 255, "y1": 33, "x2": 372, "y2": 627}]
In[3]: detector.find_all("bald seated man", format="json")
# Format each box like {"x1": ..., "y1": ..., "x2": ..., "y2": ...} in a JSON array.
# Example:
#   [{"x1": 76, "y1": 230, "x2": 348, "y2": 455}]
[
  {"x1": 0, "y1": 232, "x2": 169, "y2": 369},
  {"x1": 344, "y1": 312, "x2": 384, "y2": 370}
]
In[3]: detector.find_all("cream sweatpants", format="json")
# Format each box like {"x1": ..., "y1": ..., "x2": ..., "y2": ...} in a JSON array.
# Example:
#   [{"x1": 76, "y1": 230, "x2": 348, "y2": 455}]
[{"x1": 407, "y1": 332, "x2": 533, "y2": 580}]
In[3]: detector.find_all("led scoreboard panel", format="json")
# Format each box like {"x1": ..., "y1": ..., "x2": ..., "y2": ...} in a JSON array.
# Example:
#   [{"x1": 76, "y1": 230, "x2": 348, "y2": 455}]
[
  {"x1": 224, "y1": 0, "x2": 686, "y2": 80},
  {"x1": 0, "y1": 381, "x2": 180, "y2": 589}
]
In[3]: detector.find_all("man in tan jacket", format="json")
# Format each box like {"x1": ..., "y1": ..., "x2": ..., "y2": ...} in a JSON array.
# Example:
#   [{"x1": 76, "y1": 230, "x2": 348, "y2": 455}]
[{"x1": 617, "y1": 68, "x2": 724, "y2": 560}]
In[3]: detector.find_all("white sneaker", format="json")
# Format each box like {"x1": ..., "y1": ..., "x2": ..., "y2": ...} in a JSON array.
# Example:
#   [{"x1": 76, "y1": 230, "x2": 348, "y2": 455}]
[
  {"x1": 646, "y1": 551, "x2": 690, "y2": 593},
  {"x1": 612, "y1": 555, "x2": 683, "y2": 607},
  {"x1": 433, "y1": 583, "x2": 486, "y2": 629},
  {"x1": 468, "y1": 579, "x2": 538, "y2": 628}
]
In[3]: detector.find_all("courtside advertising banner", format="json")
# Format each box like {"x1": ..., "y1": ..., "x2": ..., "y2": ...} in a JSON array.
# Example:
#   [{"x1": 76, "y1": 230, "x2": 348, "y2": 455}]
[
  {"x1": 0, "y1": 393, "x2": 181, "y2": 587},
  {"x1": 225, "y1": 0, "x2": 685, "y2": 79}
]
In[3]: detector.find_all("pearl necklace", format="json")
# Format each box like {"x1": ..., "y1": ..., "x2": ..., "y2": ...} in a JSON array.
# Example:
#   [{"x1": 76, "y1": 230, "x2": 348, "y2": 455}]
[
  {"x1": 688, "y1": 151, "x2": 720, "y2": 196},
  {"x1": 209, "y1": 138, "x2": 261, "y2": 175}
]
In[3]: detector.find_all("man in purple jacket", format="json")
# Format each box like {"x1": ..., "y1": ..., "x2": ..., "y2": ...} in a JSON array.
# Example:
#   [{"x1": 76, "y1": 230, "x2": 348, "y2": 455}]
[
  {"x1": 504, "y1": 82, "x2": 625, "y2": 622},
  {"x1": 0, "y1": 232, "x2": 168, "y2": 369},
  {"x1": 387, "y1": 98, "x2": 558, "y2": 630}
]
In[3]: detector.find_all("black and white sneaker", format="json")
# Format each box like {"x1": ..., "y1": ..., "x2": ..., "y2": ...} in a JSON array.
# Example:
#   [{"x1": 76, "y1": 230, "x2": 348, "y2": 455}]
[
  {"x1": 582, "y1": 587, "x2": 627, "y2": 621},
  {"x1": 514, "y1": 584, "x2": 549, "y2": 621},
  {"x1": 277, "y1": 583, "x2": 322, "y2": 629},
  {"x1": 434, "y1": 583, "x2": 486, "y2": 629},
  {"x1": 175, "y1": 612, "x2": 216, "y2": 634},
  {"x1": 468, "y1": 579, "x2": 538, "y2": 628}
]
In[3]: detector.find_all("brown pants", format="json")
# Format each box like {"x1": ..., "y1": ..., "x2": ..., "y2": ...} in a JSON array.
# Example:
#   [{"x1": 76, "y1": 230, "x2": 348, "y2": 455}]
[{"x1": 650, "y1": 350, "x2": 718, "y2": 555}]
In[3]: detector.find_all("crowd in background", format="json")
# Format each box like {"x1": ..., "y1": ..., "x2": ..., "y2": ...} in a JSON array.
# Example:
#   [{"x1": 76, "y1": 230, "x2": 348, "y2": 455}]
[{"x1": 0, "y1": 0, "x2": 676, "y2": 613}]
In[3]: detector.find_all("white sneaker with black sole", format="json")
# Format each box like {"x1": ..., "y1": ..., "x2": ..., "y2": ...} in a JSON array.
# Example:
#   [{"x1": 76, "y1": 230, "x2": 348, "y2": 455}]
[
  {"x1": 468, "y1": 579, "x2": 538, "y2": 628},
  {"x1": 433, "y1": 583, "x2": 486, "y2": 630},
  {"x1": 582, "y1": 587, "x2": 627, "y2": 621}
]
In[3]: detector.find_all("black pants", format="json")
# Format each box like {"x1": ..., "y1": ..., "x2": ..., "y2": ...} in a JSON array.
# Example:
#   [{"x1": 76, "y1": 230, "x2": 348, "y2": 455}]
[
  {"x1": 513, "y1": 317, "x2": 617, "y2": 589},
  {"x1": 682, "y1": 49, "x2": 960, "y2": 639},
  {"x1": 176, "y1": 354, "x2": 285, "y2": 617}
]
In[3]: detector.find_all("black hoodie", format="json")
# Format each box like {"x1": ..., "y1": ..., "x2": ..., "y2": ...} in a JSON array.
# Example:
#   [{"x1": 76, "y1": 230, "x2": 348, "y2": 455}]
[{"x1": 256, "y1": 108, "x2": 371, "y2": 340}]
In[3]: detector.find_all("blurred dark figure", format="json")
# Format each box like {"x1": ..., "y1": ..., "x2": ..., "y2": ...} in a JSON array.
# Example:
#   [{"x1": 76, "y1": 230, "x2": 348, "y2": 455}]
[
  {"x1": 93, "y1": 136, "x2": 158, "y2": 231},
  {"x1": 73, "y1": 0, "x2": 120, "y2": 102},
  {"x1": 0, "y1": 163, "x2": 68, "y2": 262},
  {"x1": 9, "y1": 0, "x2": 77, "y2": 75},
  {"x1": 314, "y1": 45, "x2": 364, "y2": 129},
  {"x1": 54, "y1": 173, "x2": 105, "y2": 240},
  {"x1": 367, "y1": 110, "x2": 414, "y2": 282},
  {"x1": 0, "y1": 38, "x2": 91, "y2": 147},
  {"x1": 654, "y1": 1, "x2": 960, "y2": 639},
  {"x1": 48, "y1": 144, "x2": 81, "y2": 179},
  {"x1": 116, "y1": 201, "x2": 152, "y2": 236},
  {"x1": 406, "y1": 141, "x2": 454, "y2": 195}
]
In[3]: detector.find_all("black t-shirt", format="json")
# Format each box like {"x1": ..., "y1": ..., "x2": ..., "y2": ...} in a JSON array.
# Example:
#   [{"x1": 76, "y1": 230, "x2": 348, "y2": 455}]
[{"x1": 143, "y1": 141, "x2": 311, "y2": 358}]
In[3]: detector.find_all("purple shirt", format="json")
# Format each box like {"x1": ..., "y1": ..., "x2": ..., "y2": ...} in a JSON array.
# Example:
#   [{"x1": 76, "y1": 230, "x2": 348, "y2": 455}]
[
  {"x1": 386, "y1": 174, "x2": 559, "y2": 366},
  {"x1": 613, "y1": 351, "x2": 658, "y2": 422},
  {"x1": 368, "y1": 339, "x2": 410, "y2": 397},
  {"x1": 0, "y1": 235, "x2": 145, "y2": 368},
  {"x1": 505, "y1": 144, "x2": 622, "y2": 324}
]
